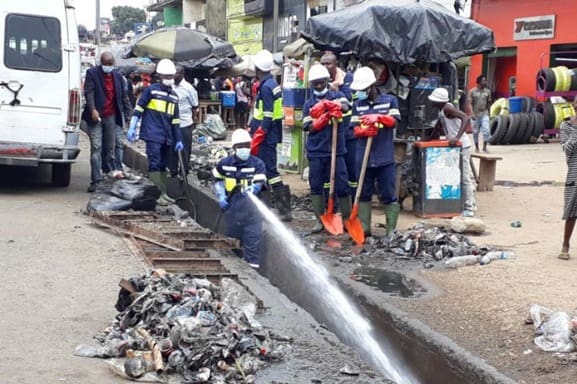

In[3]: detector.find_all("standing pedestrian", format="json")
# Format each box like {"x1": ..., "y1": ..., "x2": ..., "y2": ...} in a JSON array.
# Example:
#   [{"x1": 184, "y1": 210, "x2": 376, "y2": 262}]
[
  {"x1": 127, "y1": 59, "x2": 184, "y2": 204},
  {"x1": 249, "y1": 49, "x2": 293, "y2": 222},
  {"x1": 234, "y1": 76, "x2": 250, "y2": 129},
  {"x1": 169, "y1": 64, "x2": 198, "y2": 177},
  {"x1": 320, "y1": 52, "x2": 357, "y2": 197},
  {"x1": 213, "y1": 129, "x2": 267, "y2": 269},
  {"x1": 83, "y1": 51, "x2": 132, "y2": 192},
  {"x1": 559, "y1": 103, "x2": 577, "y2": 260},
  {"x1": 350, "y1": 67, "x2": 401, "y2": 237},
  {"x1": 468, "y1": 75, "x2": 492, "y2": 153},
  {"x1": 428, "y1": 87, "x2": 477, "y2": 217},
  {"x1": 302, "y1": 63, "x2": 352, "y2": 233}
]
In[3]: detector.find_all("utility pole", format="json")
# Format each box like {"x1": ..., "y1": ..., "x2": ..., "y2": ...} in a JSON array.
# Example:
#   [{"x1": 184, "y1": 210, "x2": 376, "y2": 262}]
[
  {"x1": 272, "y1": 0, "x2": 279, "y2": 52},
  {"x1": 95, "y1": 0, "x2": 101, "y2": 57}
]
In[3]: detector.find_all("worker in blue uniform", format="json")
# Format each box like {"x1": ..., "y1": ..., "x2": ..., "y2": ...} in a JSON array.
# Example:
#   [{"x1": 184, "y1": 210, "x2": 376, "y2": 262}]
[
  {"x1": 350, "y1": 66, "x2": 401, "y2": 237},
  {"x1": 213, "y1": 129, "x2": 267, "y2": 269},
  {"x1": 127, "y1": 58, "x2": 184, "y2": 204},
  {"x1": 320, "y1": 51, "x2": 357, "y2": 197},
  {"x1": 249, "y1": 49, "x2": 292, "y2": 222},
  {"x1": 302, "y1": 63, "x2": 352, "y2": 233}
]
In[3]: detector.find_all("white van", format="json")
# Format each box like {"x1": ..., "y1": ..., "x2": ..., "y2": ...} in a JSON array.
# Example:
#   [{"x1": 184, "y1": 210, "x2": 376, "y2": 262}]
[{"x1": 0, "y1": 0, "x2": 81, "y2": 186}]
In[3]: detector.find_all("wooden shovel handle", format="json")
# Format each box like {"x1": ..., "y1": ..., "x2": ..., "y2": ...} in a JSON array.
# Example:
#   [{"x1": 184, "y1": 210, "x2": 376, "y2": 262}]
[
  {"x1": 328, "y1": 119, "x2": 338, "y2": 198},
  {"x1": 353, "y1": 136, "x2": 373, "y2": 206}
]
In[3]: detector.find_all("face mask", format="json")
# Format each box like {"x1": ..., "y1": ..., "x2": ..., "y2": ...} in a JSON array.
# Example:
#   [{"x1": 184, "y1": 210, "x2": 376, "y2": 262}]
[
  {"x1": 235, "y1": 148, "x2": 250, "y2": 161},
  {"x1": 313, "y1": 87, "x2": 328, "y2": 97},
  {"x1": 162, "y1": 79, "x2": 174, "y2": 87},
  {"x1": 356, "y1": 91, "x2": 368, "y2": 101},
  {"x1": 101, "y1": 65, "x2": 114, "y2": 74}
]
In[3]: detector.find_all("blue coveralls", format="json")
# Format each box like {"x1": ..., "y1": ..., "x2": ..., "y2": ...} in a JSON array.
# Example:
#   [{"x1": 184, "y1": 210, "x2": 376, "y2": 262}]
[
  {"x1": 350, "y1": 92, "x2": 401, "y2": 204},
  {"x1": 303, "y1": 90, "x2": 350, "y2": 198},
  {"x1": 212, "y1": 155, "x2": 267, "y2": 265},
  {"x1": 249, "y1": 74, "x2": 283, "y2": 187},
  {"x1": 338, "y1": 71, "x2": 358, "y2": 195},
  {"x1": 133, "y1": 83, "x2": 182, "y2": 171}
]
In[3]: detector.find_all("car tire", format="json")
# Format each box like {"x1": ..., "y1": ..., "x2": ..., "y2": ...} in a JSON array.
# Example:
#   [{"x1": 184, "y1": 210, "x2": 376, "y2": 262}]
[{"x1": 51, "y1": 163, "x2": 71, "y2": 187}]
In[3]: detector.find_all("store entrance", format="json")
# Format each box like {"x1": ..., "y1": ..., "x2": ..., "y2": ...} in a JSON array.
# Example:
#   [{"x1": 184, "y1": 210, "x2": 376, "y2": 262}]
[{"x1": 485, "y1": 47, "x2": 517, "y2": 99}]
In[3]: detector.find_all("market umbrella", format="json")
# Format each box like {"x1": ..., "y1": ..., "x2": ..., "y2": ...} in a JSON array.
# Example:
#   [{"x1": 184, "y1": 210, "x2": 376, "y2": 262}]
[
  {"x1": 124, "y1": 27, "x2": 240, "y2": 71},
  {"x1": 301, "y1": 0, "x2": 495, "y2": 63}
]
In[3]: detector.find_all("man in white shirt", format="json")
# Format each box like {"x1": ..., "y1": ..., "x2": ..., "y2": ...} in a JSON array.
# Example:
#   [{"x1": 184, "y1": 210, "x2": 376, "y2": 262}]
[{"x1": 169, "y1": 64, "x2": 199, "y2": 176}]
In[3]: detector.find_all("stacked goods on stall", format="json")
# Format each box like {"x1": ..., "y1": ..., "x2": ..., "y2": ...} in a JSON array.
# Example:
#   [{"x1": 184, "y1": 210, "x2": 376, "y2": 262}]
[
  {"x1": 535, "y1": 65, "x2": 577, "y2": 138},
  {"x1": 536, "y1": 66, "x2": 577, "y2": 92},
  {"x1": 489, "y1": 96, "x2": 542, "y2": 145}
]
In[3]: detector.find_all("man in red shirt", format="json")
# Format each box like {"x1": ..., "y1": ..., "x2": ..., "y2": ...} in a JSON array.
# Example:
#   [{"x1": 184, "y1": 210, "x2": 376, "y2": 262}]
[{"x1": 82, "y1": 51, "x2": 132, "y2": 192}]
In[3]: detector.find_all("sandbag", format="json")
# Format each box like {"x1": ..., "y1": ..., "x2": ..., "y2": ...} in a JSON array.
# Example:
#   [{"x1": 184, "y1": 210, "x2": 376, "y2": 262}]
[{"x1": 194, "y1": 114, "x2": 227, "y2": 140}]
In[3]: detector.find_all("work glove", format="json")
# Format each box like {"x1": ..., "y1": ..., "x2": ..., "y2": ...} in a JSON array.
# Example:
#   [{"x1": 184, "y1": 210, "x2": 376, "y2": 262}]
[
  {"x1": 325, "y1": 101, "x2": 343, "y2": 119},
  {"x1": 310, "y1": 99, "x2": 331, "y2": 119},
  {"x1": 214, "y1": 181, "x2": 229, "y2": 210},
  {"x1": 243, "y1": 183, "x2": 263, "y2": 196},
  {"x1": 127, "y1": 116, "x2": 140, "y2": 142},
  {"x1": 312, "y1": 112, "x2": 331, "y2": 132},
  {"x1": 360, "y1": 114, "x2": 396, "y2": 129},
  {"x1": 250, "y1": 127, "x2": 266, "y2": 156},
  {"x1": 354, "y1": 124, "x2": 378, "y2": 138},
  {"x1": 175, "y1": 141, "x2": 184, "y2": 152},
  {"x1": 377, "y1": 114, "x2": 396, "y2": 128}
]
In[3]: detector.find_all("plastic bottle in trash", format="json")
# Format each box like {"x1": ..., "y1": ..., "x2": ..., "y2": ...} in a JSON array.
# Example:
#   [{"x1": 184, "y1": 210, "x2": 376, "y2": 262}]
[
  {"x1": 445, "y1": 255, "x2": 480, "y2": 268},
  {"x1": 480, "y1": 251, "x2": 516, "y2": 265}
]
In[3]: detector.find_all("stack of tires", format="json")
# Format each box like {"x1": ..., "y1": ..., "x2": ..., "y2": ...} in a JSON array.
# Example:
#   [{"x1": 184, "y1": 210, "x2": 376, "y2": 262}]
[
  {"x1": 536, "y1": 101, "x2": 576, "y2": 130},
  {"x1": 537, "y1": 66, "x2": 577, "y2": 92},
  {"x1": 489, "y1": 96, "x2": 544, "y2": 145}
]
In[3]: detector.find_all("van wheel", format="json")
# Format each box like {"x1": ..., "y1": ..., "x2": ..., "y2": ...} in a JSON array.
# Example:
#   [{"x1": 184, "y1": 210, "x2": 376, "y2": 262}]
[{"x1": 51, "y1": 164, "x2": 71, "y2": 187}]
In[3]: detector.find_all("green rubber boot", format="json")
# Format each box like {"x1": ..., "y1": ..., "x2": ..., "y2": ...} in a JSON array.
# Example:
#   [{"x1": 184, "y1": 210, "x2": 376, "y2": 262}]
[
  {"x1": 338, "y1": 196, "x2": 352, "y2": 221},
  {"x1": 149, "y1": 171, "x2": 175, "y2": 205},
  {"x1": 311, "y1": 194, "x2": 326, "y2": 233},
  {"x1": 358, "y1": 201, "x2": 372, "y2": 236},
  {"x1": 384, "y1": 202, "x2": 400, "y2": 236}
]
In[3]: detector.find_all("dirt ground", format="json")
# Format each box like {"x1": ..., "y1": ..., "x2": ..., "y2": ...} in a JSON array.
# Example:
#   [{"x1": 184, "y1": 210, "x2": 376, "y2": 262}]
[{"x1": 284, "y1": 137, "x2": 576, "y2": 384}]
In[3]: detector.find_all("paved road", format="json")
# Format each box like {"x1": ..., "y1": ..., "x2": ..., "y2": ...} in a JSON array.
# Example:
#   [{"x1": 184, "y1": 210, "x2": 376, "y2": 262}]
[{"x1": 0, "y1": 135, "x2": 143, "y2": 383}]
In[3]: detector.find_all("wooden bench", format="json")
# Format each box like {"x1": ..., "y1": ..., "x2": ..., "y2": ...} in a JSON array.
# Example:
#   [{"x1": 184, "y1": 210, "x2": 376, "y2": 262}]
[{"x1": 470, "y1": 153, "x2": 503, "y2": 192}]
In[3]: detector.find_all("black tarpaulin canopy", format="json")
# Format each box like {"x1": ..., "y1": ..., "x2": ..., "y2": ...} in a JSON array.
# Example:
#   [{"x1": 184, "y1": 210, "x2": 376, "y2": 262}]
[
  {"x1": 301, "y1": 0, "x2": 495, "y2": 64},
  {"x1": 123, "y1": 27, "x2": 240, "y2": 71}
]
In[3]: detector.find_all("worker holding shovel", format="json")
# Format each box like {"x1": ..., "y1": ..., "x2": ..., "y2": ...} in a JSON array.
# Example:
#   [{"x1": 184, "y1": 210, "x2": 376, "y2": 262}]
[
  {"x1": 349, "y1": 67, "x2": 400, "y2": 239},
  {"x1": 303, "y1": 63, "x2": 352, "y2": 234}
]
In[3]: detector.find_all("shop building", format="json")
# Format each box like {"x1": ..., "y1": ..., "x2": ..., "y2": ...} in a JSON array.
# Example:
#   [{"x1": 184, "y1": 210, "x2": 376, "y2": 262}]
[{"x1": 469, "y1": 0, "x2": 577, "y2": 98}]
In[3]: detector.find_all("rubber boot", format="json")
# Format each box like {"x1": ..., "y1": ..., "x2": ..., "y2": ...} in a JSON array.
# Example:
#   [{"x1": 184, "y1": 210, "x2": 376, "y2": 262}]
[
  {"x1": 311, "y1": 194, "x2": 325, "y2": 233},
  {"x1": 149, "y1": 171, "x2": 174, "y2": 205},
  {"x1": 384, "y1": 202, "x2": 400, "y2": 236},
  {"x1": 358, "y1": 201, "x2": 372, "y2": 236},
  {"x1": 274, "y1": 184, "x2": 293, "y2": 222},
  {"x1": 338, "y1": 196, "x2": 352, "y2": 222}
]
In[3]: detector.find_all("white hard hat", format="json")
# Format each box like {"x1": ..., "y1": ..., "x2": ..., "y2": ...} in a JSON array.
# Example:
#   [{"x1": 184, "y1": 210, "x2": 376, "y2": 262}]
[
  {"x1": 253, "y1": 50, "x2": 274, "y2": 72},
  {"x1": 231, "y1": 129, "x2": 252, "y2": 146},
  {"x1": 156, "y1": 59, "x2": 176, "y2": 75},
  {"x1": 308, "y1": 63, "x2": 330, "y2": 82},
  {"x1": 428, "y1": 88, "x2": 450, "y2": 103},
  {"x1": 350, "y1": 66, "x2": 377, "y2": 91}
]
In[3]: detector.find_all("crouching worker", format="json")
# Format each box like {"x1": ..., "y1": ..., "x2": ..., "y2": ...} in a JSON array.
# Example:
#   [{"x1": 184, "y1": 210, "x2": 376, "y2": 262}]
[
  {"x1": 127, "y1": 59, "x2": 184, "y2": 204},
  {"x1": 303, "y1": 63, "x2": 352, "y2": 233},
  {"x1": 213, "y1": 129, "x2": 267, "y2": 269},
  {"x1": 350, "y1": 66, "x2": 400, "y2": 237}
]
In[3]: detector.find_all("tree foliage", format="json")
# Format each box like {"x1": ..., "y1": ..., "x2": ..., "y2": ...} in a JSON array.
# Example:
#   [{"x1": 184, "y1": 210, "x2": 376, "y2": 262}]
[{"x1": 111, "y1": 6, "x2": 146, "y2": 37}]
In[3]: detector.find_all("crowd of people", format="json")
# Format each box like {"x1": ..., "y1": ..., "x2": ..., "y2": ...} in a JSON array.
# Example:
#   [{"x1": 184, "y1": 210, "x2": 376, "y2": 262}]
[{"x1": 83, "y1": 49, "x2": 493, "y2": 269}]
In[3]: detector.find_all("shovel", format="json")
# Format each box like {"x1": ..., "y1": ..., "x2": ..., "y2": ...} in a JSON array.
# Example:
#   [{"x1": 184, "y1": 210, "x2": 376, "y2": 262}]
[
  {"x1": 320, "y1": 119, "x2": 343, "y2": 235},
  {"x1": 176, "y1": 150, "x2": 197, "y2": 220},
  {"x1": 345, "y1": 136, "x2": 373, "y2": 245}
]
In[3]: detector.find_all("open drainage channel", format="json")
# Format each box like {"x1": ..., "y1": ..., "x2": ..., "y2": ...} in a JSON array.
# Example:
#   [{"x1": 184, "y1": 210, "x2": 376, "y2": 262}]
[{"x1": 123, "y1": 144, "x2": 517, "y2": 384}]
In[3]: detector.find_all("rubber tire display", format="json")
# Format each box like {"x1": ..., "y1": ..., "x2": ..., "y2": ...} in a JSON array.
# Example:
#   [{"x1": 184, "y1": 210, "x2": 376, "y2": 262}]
[
  {"x1": 571, "y1": 69, "x2": 577, "y2": 91},
  {"x1": 536, "y1": 102, "x2": 556, "y2": 130},
  {"x1": 537, "y1": 68, "x2": 556, "y2": 92},
  {"x1": 530, "y1": 111, "x2": 545, "y2": 139},
  {"x1": 521, "y1": 97, "x2": 535, "y2": 113},
  {"x1": 488, "y1": 115, "x2": 508, "y2": 145},
  {"x1": 502, "y1": 113, "x2": 521, "y2": 145},
  {"x1": 51, "y1": 163, "x2": 71, "y2": 187},
  {"x1": 513, "y1": 113, "x2": 531, "y2": 144}
]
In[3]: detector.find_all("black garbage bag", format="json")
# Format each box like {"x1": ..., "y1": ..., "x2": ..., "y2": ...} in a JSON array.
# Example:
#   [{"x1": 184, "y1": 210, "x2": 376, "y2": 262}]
[
  {"x1": 86, "y1": 194, "x2": 133, "y2": 213},
  {"x1": 110, "y1": 179, "x2": 160, "y2": 211}
]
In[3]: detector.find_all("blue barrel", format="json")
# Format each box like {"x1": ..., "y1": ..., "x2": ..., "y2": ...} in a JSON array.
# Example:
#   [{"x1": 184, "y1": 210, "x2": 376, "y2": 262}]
[{"x1": 509, "y1": 97, "x2": 523, "y2": 113}]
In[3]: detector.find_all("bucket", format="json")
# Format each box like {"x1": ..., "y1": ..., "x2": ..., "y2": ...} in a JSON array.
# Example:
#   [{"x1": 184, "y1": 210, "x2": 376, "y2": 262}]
[
  {"x1": 508, "y1": 97, "x2": 523, "y2": 113},
  {"x1": 219, "y1": 91, "x2": 235, "y2": 107}
]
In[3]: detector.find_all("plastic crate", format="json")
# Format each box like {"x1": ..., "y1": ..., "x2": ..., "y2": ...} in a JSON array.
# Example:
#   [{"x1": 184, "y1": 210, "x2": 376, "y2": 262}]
[
  {"x1": 220, "y1": 91, "x2": 236, "y2": 107},
  {"x1": 282, "y1": 88, "x2": 307, "y2": 108}
]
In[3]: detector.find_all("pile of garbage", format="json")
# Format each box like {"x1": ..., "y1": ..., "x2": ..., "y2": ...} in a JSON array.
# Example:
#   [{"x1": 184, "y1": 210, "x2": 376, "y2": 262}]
[
  {"x1": 189, "y1": 142, "x2": 229, "y2": 186},
  {"x1": 75, "y1": 271, "x2": 291, "y2": 383},
  {"x1": 86, "y1": 177, "x2": 160, "y2": 213}
]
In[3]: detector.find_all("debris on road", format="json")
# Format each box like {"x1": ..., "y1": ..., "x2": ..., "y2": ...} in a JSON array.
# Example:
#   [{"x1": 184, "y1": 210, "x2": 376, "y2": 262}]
[
  {"x1": 86, "y1": 178, "x2": 160, "y2": 213},
  {"x1": 75, "y1": 272, "x2": 291, "y2": 383},
  {"x1": 528, "y1": 304, "x2": 577, "y2": 353},
  {"x1": 449, "y1": 216, "x2": 486, "y2": 234}
]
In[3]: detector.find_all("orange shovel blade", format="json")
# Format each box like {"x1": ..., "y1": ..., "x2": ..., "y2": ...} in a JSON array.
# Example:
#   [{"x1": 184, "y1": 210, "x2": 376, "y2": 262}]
[
  {"x1": 345, "y1": 217, "x2": 365, "y2": 245},
  {"x1": 321, "y1": 212, "x2": 343, "y2": 235}
]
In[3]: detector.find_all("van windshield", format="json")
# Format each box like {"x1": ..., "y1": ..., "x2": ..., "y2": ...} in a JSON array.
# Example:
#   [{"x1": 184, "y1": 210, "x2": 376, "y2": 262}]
[{"x1": 4, "y1": 14, "x2": 62, "y2": 72}]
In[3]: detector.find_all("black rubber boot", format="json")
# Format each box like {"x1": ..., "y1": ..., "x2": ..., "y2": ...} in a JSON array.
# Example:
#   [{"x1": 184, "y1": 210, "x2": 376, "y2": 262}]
[
  {"x1": 311, "y1": 194, "x2": 325, "y2": 233},
  {"x1": 273, "y1": 184, "x2": 293, "y2": 222}
]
